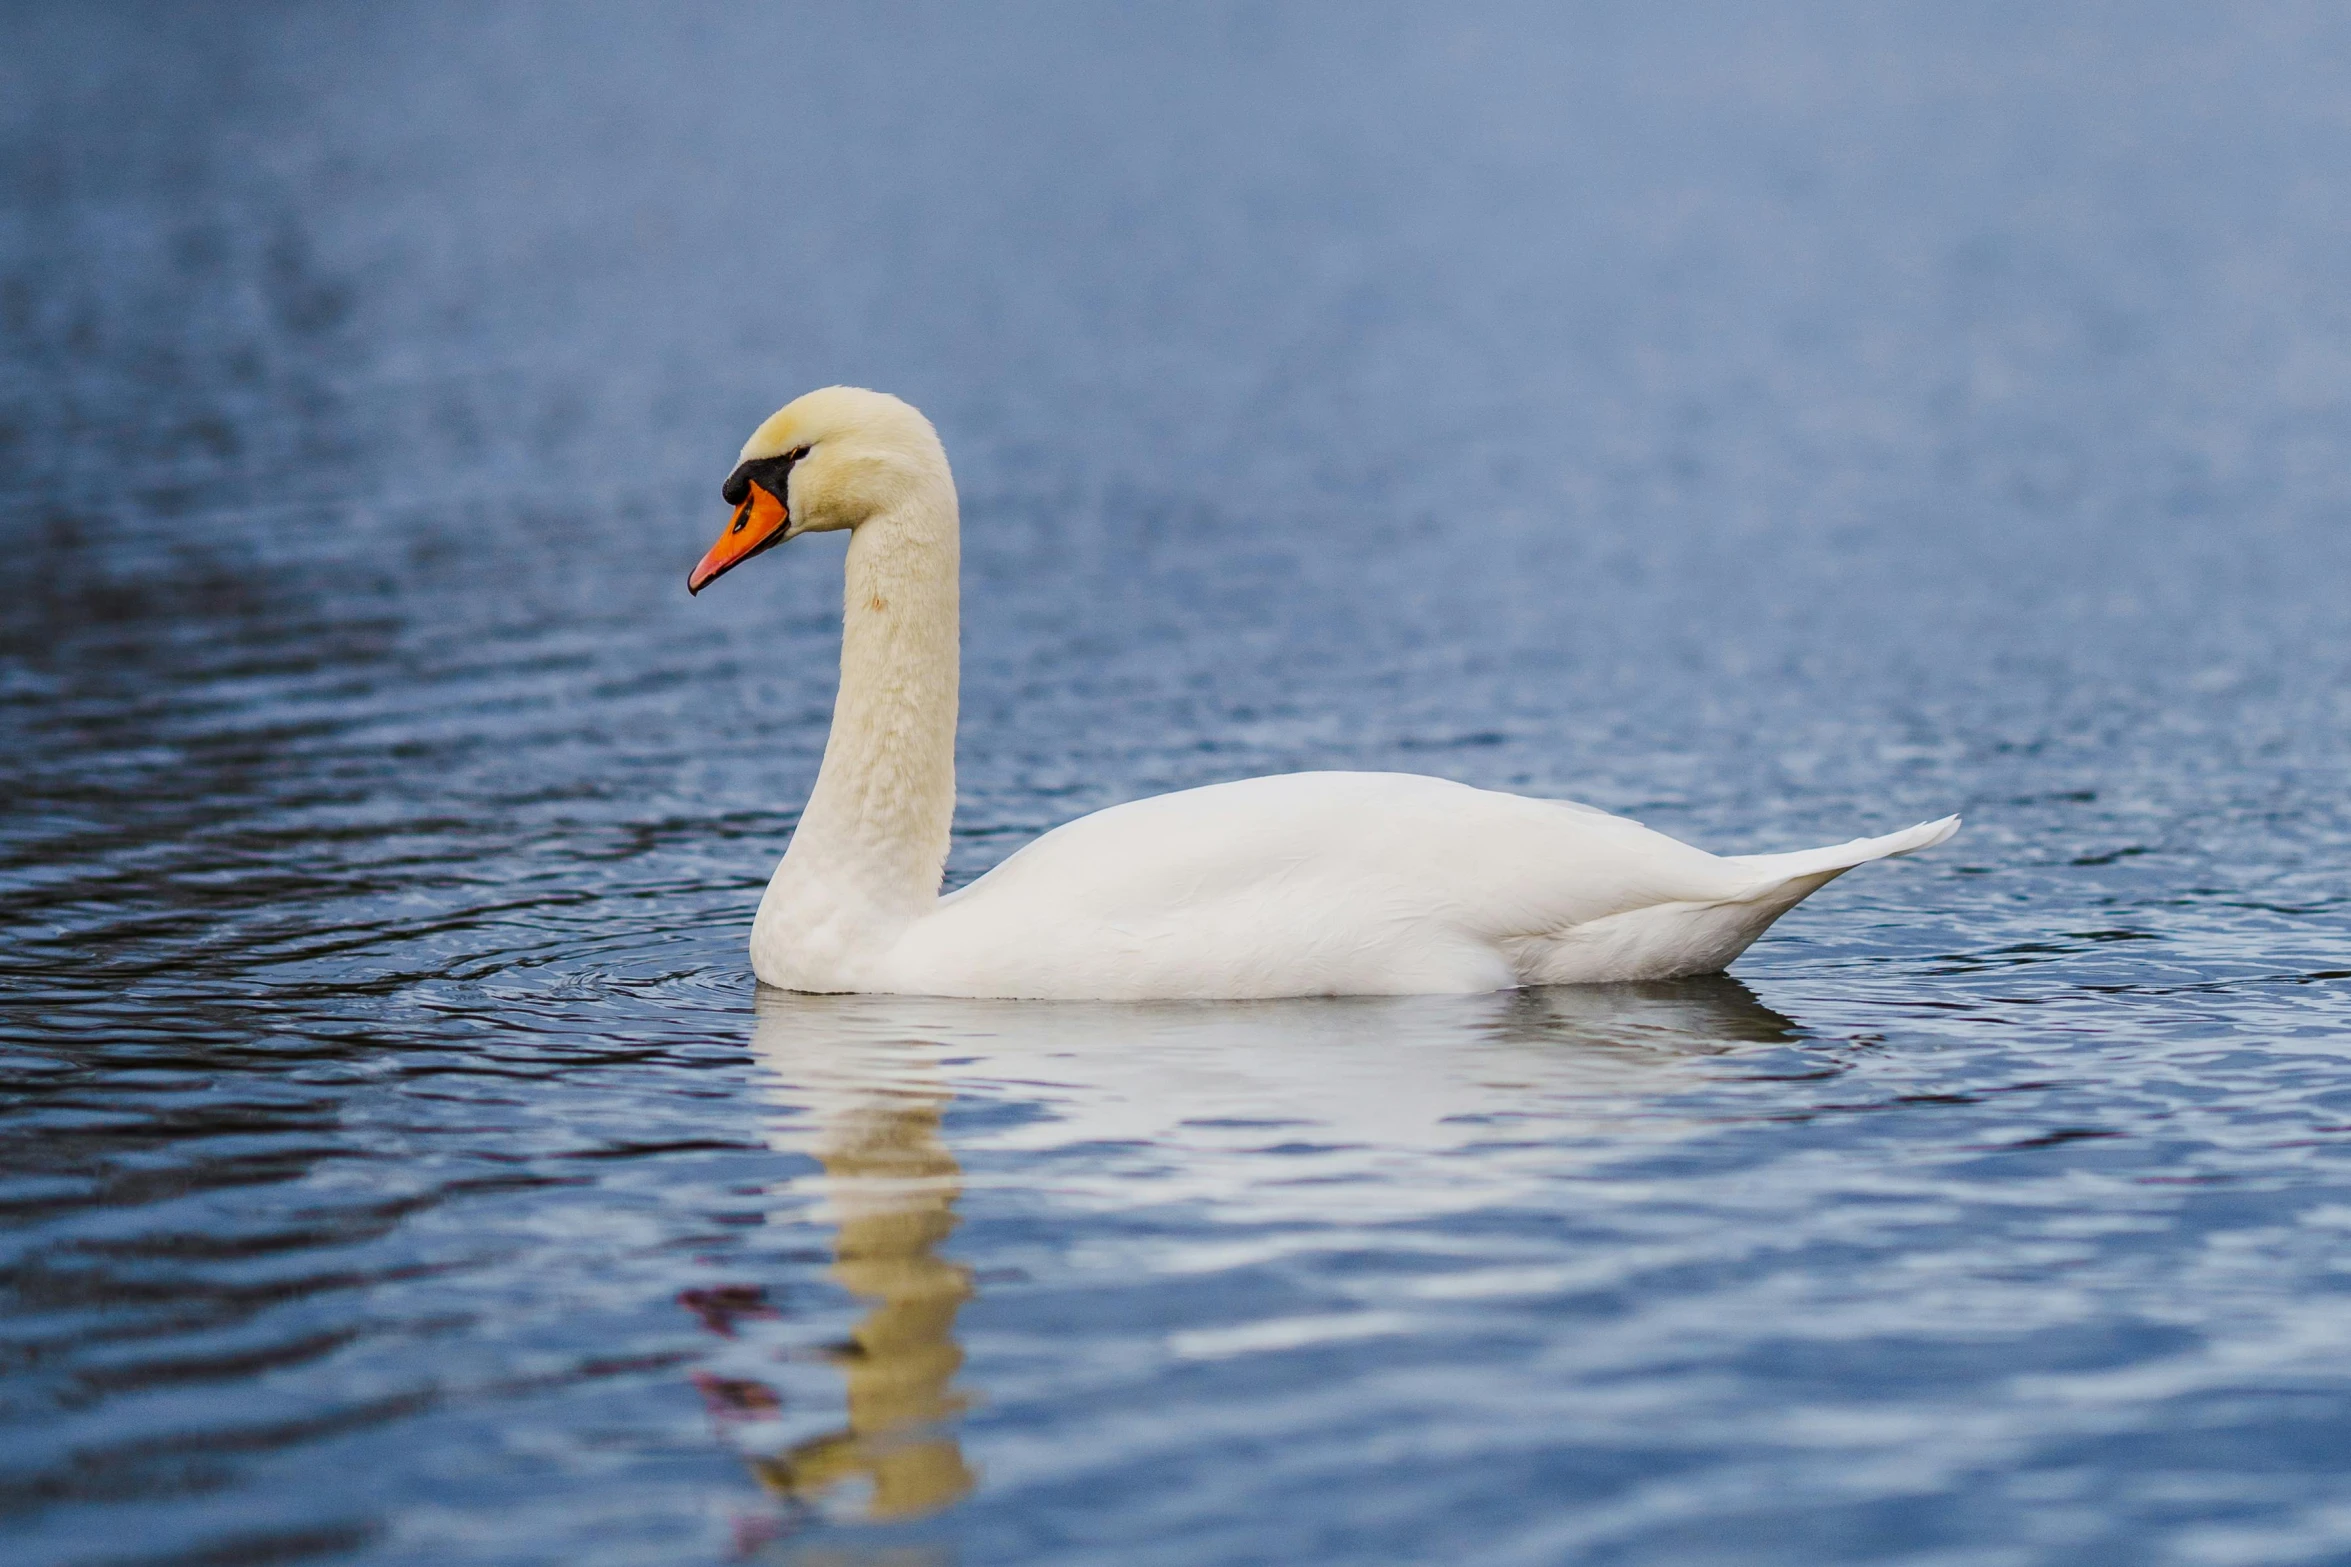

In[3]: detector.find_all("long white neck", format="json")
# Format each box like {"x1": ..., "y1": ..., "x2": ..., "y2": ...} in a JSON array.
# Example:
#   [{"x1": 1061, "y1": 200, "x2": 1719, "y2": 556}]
[{"x1": 754, "y1": 474, "x2": 960, "y2": 984}]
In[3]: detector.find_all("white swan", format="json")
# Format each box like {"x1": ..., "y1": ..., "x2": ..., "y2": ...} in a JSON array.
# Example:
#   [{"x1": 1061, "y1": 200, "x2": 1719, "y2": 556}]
[{"x1": 688, "y1": 387, "x2": 1958, "y2": 1001}]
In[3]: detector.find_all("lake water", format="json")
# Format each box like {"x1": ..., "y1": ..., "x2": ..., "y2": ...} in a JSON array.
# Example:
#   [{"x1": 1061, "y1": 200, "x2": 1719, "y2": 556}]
[{"x1": 5, "y1": 4, "x2": 2351, "y2": 1564}]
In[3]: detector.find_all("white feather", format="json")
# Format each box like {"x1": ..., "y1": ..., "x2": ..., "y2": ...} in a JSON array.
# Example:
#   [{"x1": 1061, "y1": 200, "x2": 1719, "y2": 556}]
[{"x1": 712, "y1": 388, "x2": 1958, "y2": 1000}]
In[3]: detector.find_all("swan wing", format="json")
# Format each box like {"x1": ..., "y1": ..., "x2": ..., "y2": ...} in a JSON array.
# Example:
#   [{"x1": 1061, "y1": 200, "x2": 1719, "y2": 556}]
[{"x1": 896, "y1": 771, "x2": 1920, "y2": 998}]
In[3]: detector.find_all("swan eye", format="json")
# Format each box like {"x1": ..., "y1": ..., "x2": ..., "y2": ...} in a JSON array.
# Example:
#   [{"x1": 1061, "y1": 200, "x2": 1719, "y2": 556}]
[{"x1": 720, "y1": 446, "x2": 810, "y2": 508}]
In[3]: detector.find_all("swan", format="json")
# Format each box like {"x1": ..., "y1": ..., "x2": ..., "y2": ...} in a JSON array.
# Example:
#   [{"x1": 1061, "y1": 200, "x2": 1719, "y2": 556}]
[{"x1": 687, "y1": 386, "x2": 1958, "y2": 1001}]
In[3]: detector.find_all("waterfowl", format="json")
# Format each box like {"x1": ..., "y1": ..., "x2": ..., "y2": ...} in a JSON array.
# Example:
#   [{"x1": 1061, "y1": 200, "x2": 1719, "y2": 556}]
[{"x1": 689, "y1": 387, "x2": 1957, "y2": 1000}]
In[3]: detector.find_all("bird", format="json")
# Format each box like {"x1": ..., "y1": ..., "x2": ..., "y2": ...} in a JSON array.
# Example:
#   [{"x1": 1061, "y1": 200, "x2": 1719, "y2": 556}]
[{"x1": 687, "y1": 386, "x2": 1958, "y2": 1001}]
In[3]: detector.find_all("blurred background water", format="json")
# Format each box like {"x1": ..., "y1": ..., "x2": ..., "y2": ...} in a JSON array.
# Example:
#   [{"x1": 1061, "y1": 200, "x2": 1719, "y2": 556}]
[{"x1": 3, "y1": 3, "x2": 2350, "y2": 1563}]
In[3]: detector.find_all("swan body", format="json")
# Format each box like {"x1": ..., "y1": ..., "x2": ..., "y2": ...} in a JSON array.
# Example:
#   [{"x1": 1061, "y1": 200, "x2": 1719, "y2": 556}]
[{"x1": 689, "y1": 387, "x2": 1957, "y2": 1002}]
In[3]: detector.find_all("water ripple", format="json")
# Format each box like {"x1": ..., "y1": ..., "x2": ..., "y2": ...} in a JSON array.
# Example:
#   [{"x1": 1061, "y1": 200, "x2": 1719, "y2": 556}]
[{"x1": 6, "y1": 4, "x2": 2351, "y2": 1565}]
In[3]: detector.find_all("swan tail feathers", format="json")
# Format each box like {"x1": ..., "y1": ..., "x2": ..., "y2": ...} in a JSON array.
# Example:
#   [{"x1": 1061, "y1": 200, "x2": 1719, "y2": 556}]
[{"x1": 1726, "y1": 814, "x2": 1961, "y2": 895}]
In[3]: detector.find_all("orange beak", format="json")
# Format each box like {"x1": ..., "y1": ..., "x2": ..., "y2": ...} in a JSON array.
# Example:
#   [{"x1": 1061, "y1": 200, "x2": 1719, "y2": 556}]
[{"x1": 688, "y1": 481, "x2": 790, "y2": 595}]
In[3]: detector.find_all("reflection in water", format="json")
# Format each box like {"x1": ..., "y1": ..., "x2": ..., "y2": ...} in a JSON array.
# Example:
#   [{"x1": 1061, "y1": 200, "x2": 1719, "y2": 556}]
[
  {"x1": 767, "y1": 1084, "x2": 973, "y2": 1517},
  {"x1": 699, "y1": 975, "x2": 1796, "y2": 1541},
  {"x1": 1467, "y1": 982, "x2": 1796, "y2": 1052},
  {"x1": 1478, "y1": 974, "x2": 1800, "y2": 1050},
  {"x1": 756, "y1": 976, "x2": 1802, "y2": 1177},
  {"x1": 690, "y1": 1011, "x2": 976, "y2": 1534}
]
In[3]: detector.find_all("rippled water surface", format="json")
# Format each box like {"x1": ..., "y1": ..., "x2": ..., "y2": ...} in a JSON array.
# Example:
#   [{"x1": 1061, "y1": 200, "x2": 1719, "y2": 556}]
[{"x1": 6, "y1": 5, "x2": 2351, "y2": 1564}]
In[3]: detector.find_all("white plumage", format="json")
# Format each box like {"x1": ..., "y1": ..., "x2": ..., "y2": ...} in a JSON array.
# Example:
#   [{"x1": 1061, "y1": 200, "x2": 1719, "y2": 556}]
[{"x1": 689, "y1": 387, "x2": 1957, "y2": 1001}]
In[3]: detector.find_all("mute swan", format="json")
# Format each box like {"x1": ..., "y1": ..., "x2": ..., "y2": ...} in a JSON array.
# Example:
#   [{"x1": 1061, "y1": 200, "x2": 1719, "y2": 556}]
[{"x1": 688, "y1": 387, "x2": 1957, "y2": 1000}]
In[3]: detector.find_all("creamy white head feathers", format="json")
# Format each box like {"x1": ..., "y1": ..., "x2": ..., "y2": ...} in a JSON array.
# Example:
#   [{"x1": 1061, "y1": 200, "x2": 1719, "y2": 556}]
[
  {"x1": 738, "y1": 386, "x2": 948, "y2": 537},
  {"x1": 689, "y1": 386, "x2": 952, "y2": 593}
]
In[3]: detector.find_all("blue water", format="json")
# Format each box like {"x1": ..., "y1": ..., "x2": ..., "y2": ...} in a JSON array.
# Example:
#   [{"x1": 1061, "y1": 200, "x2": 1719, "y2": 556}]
[{"x1": 5, "y1": 4, "x2": 2351, "y2": 1563}]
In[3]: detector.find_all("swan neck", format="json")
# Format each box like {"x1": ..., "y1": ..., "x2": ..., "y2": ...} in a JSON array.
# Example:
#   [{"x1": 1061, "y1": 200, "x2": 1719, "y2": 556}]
[{"x1": 780, "y1": 486, "x2": 960, "y2": 930}]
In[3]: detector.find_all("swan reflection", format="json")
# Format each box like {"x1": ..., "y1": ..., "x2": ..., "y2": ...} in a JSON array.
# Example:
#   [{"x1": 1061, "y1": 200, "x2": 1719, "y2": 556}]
[
  {"x1": 749, "y1": 975, "x2": 1800, "y2": 1174},
  {"x1": 691, "y1": 1010, "x2": 976, "y2": 1531},
  {"x1": 1475, "y1": 973, "x2": 1799, "y2": 1051},
  {"x1": 696, "y1": 974, "x2": 1797, "y2": 1535}
]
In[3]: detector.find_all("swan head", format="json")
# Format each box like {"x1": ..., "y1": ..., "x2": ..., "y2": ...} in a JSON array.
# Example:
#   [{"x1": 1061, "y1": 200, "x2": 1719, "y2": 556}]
[{"x1": 688, "y1": 386, "x2": 947, "y2": 594}]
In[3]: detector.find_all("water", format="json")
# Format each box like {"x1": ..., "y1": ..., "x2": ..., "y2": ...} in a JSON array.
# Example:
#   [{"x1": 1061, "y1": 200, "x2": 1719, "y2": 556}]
[{"x1": 4, "y1": 3, "x2": 2350, "y2": 1562}]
